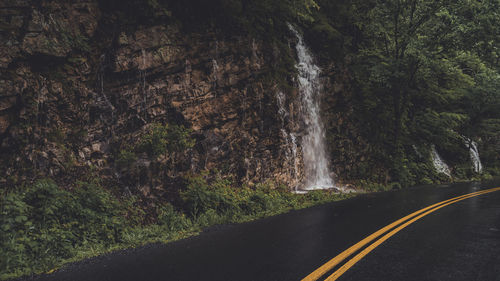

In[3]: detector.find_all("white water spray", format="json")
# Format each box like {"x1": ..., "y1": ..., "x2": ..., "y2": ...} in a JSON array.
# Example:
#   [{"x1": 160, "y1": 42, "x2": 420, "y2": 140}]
[
  {"x1": 431, "y1": 145, "x2": 451, "y2": 177},
  {"x1": 463, "y1": 137, "x2": 483, "y2": 173},
  {"x1": 289, "y1": 24, "x2": 334, "y2": 190}
]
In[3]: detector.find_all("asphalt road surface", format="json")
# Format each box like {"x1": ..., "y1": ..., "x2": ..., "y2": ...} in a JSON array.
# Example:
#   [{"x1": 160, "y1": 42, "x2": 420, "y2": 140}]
[{"x1": 22, "y1": 180, "x2": 500, "y2": 281}]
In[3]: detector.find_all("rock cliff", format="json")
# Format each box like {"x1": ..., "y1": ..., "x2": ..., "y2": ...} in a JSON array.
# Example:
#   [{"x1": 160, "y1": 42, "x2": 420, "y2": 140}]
[
  {"x1": 0, "y1": 1, "x2": 268, "y2": 192},
  {"x1": 0, "y1": 0, "x2": 370, "y2": 198}
]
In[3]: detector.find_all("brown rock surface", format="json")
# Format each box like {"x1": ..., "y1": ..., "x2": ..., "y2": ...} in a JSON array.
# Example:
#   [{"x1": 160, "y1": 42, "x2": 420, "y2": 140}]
[
  {"x1": 0, "y1": 0, "x2": 366, "y2": 196},
  {"x1": 0, "y1": 0, "x2": 308, "y2": 194}
]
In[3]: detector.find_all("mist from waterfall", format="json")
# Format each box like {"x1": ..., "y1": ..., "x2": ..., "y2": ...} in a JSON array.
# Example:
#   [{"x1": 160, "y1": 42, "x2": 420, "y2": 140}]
[
  {"x1": 289, "y1": 24, "x2": 334, "y2": 190},
  {"x1": 431, "y1": 145, "x2": 451, "y2": 177}
]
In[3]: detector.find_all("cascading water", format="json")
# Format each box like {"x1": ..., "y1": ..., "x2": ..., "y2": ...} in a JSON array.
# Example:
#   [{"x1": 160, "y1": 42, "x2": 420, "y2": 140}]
[
  {"x1": 211, "y1": 41, "x2": 219, "y2": 89},
  {"x1": 98, "y1": 55, "x2": 113, "y2": 110},
  {"x1": 139, "y1": 49, "x2": 148, "y2": 120},
  {"x1": 276, "y1": 91, "x2": 299, "y2": 189},
  {"x1": 431, "y1": 145, "x2": 451, "y2": 177},
  {"x1": 276, "y1": 91, "x2": 288, "y2": 127},
  {"x1": 211, "y1": 59, "x2": 219, "y2": 86},
  {"x1": 289, "y1": 24, "x2": 334, "y2": 190},
  {"x1": 463, "y1": 137, "x2": 483, "y2": 173},
  {"x1": 36, "y1": 77, "x2": 47, "y2": 128},
  {"x1": 96, "y1": 54, "x2": 115, "y2": 130}
]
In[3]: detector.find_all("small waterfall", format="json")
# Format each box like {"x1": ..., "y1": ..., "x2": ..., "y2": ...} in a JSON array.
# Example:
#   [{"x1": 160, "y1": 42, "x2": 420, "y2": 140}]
[
  {"x1": 276, "y1": 91, "x2": 288, "y2": 127},
  {"x1": 276, "y1": 91, "x2": 299, "y2": 189},
  {"x1": 94, "y1": 54, "x2": 116, "y2": 138},
  {"x1": 431, "y1": 145, "x2": 451, "y2": 177},
  {"x1": 33, "y1": 77, "x2": 48, "y2": 173},
  {"x1": 259, "y1": 95, "x2": 263, "y2": 131},
  {"x1": 36, "y1": 77, "x2": 47, "y2": 128},
  {"x1": 211, "y1": 59, "x2": 219, "y2": 86},
  {"x1": 252, "y1": 39, "x2": 258, "y2": 61},
  {"x1": 464, "y1": 137, "x2": 483, "y2": 173},
  {"x1": 211, "y1": 41, "x2": 219, "y2": 89},
  {"x1": 412, "y1": 145, "x2": 423, "y2": 159},
  {"x1": 139, "y1": 49, "x2": 148, "y2": 120},
  {"x1": 97, "y1": 54, "x2": 114, "y2": 116},
  {"x1": 289, "y1": 24, "x2": 334, "y2": 190},
  {"x1": 290, "y1": 133, "x2": 299, "y2": 185}
]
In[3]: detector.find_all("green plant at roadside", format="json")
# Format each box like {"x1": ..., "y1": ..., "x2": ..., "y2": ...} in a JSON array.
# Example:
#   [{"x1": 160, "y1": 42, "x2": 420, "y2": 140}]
[
  {"x1": 0, "y1": 180, "x2": 127, "y2": 280},
  {"x1": 0, "y1": 177, "x2": 351, "y2": 281}
]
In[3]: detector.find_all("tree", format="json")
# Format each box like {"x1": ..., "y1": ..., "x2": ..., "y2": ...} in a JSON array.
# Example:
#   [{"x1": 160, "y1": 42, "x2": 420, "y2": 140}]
[{"x1": 345, "y1": 0, "x2": 500, "y2": 183}]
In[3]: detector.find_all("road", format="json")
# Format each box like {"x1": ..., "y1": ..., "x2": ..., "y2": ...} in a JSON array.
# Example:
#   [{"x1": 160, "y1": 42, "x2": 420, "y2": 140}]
[{"x1": 24, "y1": 180, "x2": 500, "y2": 281}]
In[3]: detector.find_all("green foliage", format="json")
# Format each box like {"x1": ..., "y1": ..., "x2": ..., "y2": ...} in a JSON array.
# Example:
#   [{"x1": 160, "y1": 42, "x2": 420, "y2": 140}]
[
  {"x1": 358, "y1": 180, "x2": 390, "y2": 192},
  {"x1": 100, "y1": 0, "x2": 172, "y2": 26},
  {"x1": 1, "y1": 177, "x2": 353, "y2": 280},
  {"x1": 104, "y1": 0, "x2": 318, "y2": 36},
  {"x1": 180, "y1": 176, "x2": 229, "y2": 217},
  {"x1": 307, "y1": 16, "x2": 343, "y2": 59},
  {"x1": 327, "y1": 0, "x2": 500, "y2": 182},
  {"x1": 138, "y1": 123, "x2": 194, "y2": 159},
  {"x1": 0, "y1": 180, "x2": 127, "y2": 279},
  {"x1": 157, "y1": 204, "x2": 192, "y2": 232},
  {"x1": 47, "y1": 128, "x2": 66, "y2": 144},
  {"x1": 115, "y1": 149, "x2": 137, "y2": 169},
  {"x1": 180, "y1": 176, "x2": 348, "y2": 222}
]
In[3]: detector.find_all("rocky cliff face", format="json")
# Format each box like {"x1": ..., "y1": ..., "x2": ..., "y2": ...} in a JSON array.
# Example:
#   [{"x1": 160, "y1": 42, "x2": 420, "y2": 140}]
[
  {"x1": 1, "y1": 0, "x2": 312, "y2": 194},
  {"x1": 0, "y1": 0, "x2": 368, "y2": 198}
]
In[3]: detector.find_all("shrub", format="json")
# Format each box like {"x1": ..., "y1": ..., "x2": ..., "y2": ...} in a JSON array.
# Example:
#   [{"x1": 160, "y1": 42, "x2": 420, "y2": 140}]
[
  {"x1": 157, "y1": 204, "x2": 191, "y2": 232},
  {"x1": 1, "y1": 176, "x2": 356, "y2": 280},
  {"x1": 138, "y1": 123, "x2": 194, "y2": 159},
  {"x1": 180, "y1": 176, "x2": 238, "y2": 217},
  {"x1": 0, "y1": 180, "x2": 127, "y2": 279}
]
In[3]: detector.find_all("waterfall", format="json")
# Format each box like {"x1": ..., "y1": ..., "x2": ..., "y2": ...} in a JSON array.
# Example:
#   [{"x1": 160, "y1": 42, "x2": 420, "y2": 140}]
[
  {"x1": 252, "y1": 39, "x2": 258, "y2": 61},
  {"x1": 276, "y1": 91, "x2": 288, "y2": 127},
  {"x1": 431, "y1": 145, "x2": 451, "y2": 177},
  {"x1": 36, "y1": 77, "x2": 47, "y2": 128},
  {"x1": 290, "y1": 133, "x2": 299, "y2": 185},
  {"x1": 211, "y1": 41, "x2": 219, "y2": 89},
  {"x1": 140, "y1": 49, "x2": 148, "y2": 120},
  {"x1": 276, "y1": 91, "x2": 299, "y2": 189},
  {"x1": 94, "y1": 54, "x2": 117, "y2": 138},
  {"x1": 211, "y1": 59, "x2": 219, "y2": 86},
  {"x1": 289, "y1": 24, "x2": 334, "y2": 190},
  {"x1": 464, "y1": 137, "x2": 483, "y2": 173},
  {"x1": 97, "y1": 54, "x2": 114, "y2": 115}
]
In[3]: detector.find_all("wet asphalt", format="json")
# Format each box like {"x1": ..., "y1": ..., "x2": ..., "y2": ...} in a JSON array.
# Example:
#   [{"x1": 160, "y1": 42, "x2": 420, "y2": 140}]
[{"x1": 22, "y1": 180, "x2": 500, "y2": 281}]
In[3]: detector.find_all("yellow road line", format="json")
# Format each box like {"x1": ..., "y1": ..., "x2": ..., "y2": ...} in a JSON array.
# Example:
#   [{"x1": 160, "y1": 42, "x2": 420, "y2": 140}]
[
  {"x1": 323, "y1": 187, "x2": 500, "y2": 281},
  {"x1": 302, "y1": 187, "x2": 500, "y2": 281}
]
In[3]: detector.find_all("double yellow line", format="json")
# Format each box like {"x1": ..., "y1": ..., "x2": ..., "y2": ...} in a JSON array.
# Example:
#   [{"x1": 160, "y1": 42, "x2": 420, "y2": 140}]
[{"x1": 302, "y1": 187, "x2": 500, "y2": 281}]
